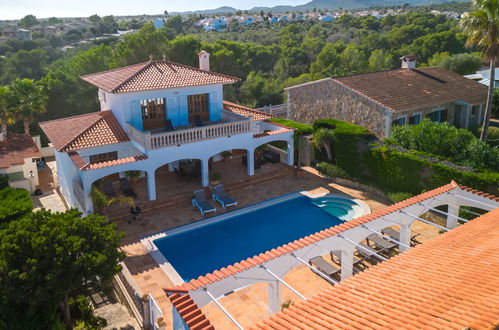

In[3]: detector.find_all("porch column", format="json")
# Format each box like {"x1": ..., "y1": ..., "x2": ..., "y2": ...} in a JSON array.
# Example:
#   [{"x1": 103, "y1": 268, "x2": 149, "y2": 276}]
[
  {"x1": 399, "y1": 224, "x2": 411, "y2": 252},
  {"x1": 267, "y1": 280, "x2": 281, "y2": 314},
  {"x1": 287, "y1": 137, "x2": 294, "y2": 166},
  {"x1": 446, "y1": 205, "x2": 459, "y2": 229},
  {"x1": 201, "y1": 159, "x2": 210, "y2": 187},
  {"x1": 340, "y1": 247, "x2": 354, "y2": 281},
  {"x1": 247, "y1": 149, "x2": 255, "y2": 176},
  {"x1": 83, "y1": 181, "x2": 93, "y2": 215},
  {"x1": 146, "y1": 170, "x2": 156, "y2": 201}
]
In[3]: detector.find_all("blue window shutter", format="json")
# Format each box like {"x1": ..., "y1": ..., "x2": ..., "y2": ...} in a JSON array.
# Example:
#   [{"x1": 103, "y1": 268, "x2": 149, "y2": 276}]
[
  {"x1": 209, "y1": 92, "x2": 220, "y2": 122},
  {"x1": 131, "y1": 100, "x2": 142, "y2": 131},
  {"x1": 179, "y1": 96, "x2": 189, "y2": 126},
  {"x1": 166, "y1": 97, "x2": 179, "y2": 127}
]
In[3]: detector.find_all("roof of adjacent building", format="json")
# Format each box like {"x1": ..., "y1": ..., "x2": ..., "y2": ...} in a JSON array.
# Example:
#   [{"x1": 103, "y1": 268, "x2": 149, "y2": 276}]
[
  {"x1": 223, "y1": 100, "x2": 273, "y2": 121},
  {"x1": 286, "y1": 67, "x2": 488, "y2": 112},
  {"x1": 165, "y1": 292, "x2": 215, "y2": 330},
  {"x1": 253, "y1": 207, "x2": 499, "y2": 330},
  {"x1": 0, "y1": 134, "x2": 40, "y2": 168},
  {"x1": 81, "y1": 60, "x2": 241, "y2": 93},
  {"x1": 68, "y1": 151, "x2": 148, "y2": 171},
  {"x1": 39, "y1": 111, "x2": 129, "y2": 152}
]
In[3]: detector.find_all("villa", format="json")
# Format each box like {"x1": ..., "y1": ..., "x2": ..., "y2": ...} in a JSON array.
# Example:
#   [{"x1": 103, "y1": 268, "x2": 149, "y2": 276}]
[{"x1": 39, "y1": 51, "x2": 294, "y2": 214}]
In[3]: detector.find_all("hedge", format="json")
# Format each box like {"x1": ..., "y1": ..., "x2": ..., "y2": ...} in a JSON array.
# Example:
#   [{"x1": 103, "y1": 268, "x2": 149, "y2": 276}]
[
  {"x1": 316, "y1": 162, "x2": 349, "y2": 179},
  {"x1": 0, "y1": 187, "x2": 33, "y2": 224}
]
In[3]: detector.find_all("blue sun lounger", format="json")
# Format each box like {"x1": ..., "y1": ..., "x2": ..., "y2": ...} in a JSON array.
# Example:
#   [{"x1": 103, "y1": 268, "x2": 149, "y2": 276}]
[
  {"x1": 192, "y1": 190, "x2": 216, "y2": 216},
  {"x1": 212, "y1": 184, "x2": 238, "y2": 209}
]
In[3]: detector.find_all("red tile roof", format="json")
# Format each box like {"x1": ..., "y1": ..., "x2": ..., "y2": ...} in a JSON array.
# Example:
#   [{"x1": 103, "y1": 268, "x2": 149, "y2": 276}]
[
  {"x1": 332, "y1": 67, "x2": 488, "y2": 112},
  {"x1": 223, "y1": 101, "x2": 273, "y2": 121},
  {"x1": 81, "y1": 60, "x2": 241, "y2": 93},
  {"x1": 0, "y1": 134, "x2": 40, "y2": 168},
  {"x1": 165, "y1": 292, "x2": 215, "y2": 330},
  {"x1": 253, "y1": 128, "x2": 293, "y2": 138},
  {"x1": 252, "y1": 207, "x2": 499, "y2": 330},
  {"x1": 164, "y1": 181, "x2": 494, "y2": 293},
  {"x1": 68, "y1": 152, "x2": 147, "y2": 171},
  {"x1": 39, "y1": 111, "x2": 129, "y2": 152}
]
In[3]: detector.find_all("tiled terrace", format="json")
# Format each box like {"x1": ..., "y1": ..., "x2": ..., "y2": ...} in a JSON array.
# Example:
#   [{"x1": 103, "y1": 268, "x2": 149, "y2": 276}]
[{"x1": 108, "y1": 160, "x2": 442, "y2": 328}]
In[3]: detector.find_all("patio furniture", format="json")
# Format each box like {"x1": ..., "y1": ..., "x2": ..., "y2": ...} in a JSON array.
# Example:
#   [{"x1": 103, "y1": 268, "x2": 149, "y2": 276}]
[
  {"x1": 119, "y1": 178, "x2": 137, "y2": 198},
  {"x1": 355, "y1": 243, "x2": 383, "y2": 265},
  {"x1": 194, "y1": 115, "x2": 204, "y2": 127},
  {"x1": 102, "y1": 181, "x2": 116, "y2": 198},
  {"x1": 165, "y1": 119, "x2": 174, "y2": 132},
  {"x1": 330, "y1": 250, "x2": 367, "y2": 273},
  {"x1": 309, "y1": 256, "x2": 341, "y2": 279},
  {"x1": 382, "y1": 227, "x2": 422, "y2": 246},
  {"x1": 192, "y1": 190, "x2": 216, "y2": 216},
  {"x1": 263, "y1": 150, "x2": 281, "y2": 164},
  {"x1": 212, "y1": 184, "x2": 238, "y2": 209}
]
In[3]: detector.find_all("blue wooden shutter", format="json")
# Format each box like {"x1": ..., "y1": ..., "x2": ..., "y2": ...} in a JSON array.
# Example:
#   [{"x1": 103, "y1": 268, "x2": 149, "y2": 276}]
[
  {"x1": 131, "y1": 100, "x2": 143, "y2": 131},
  {"x1": 166, "y1": 97, "x2": 179, "y2": 127},
  {"x1": 179, "y1": 96, "x2": 189, "y2": 126},
  {"x1": 209, "y1": 92, "x2": 220, "y2": 122}
]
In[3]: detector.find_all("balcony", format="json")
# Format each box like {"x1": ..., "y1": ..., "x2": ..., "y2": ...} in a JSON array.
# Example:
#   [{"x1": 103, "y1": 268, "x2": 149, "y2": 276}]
[{"x1": 127, "y1": 110, "x2": 252, "y2": 150}]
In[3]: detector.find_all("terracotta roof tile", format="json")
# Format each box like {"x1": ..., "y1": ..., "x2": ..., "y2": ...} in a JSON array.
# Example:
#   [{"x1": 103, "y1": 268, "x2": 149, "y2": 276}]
[
  {"x1": 253, "y1": 128, "x2": 293, "y2": 138},
  {"x1": 68, "y1": 152, "x2": 147, "y2": 171},
  {"x1": 39, "y1": 111, "x2": 129, "y2": 151},
  {"x1": 332, "y1": 67, "x2": 488, "y2": 112},
  {"x1": 165, "y1": 292, "x2": 215, "y2": 330},
  {"x1": 81, "y1": 60, "x2": 240, "y2": 93},
  {"x1": 0, "y1": 134, "x2": 40, "y2": 168},
  {"x1": 223, "y1": 101, "x2": 273, "y2": 120},
  {"x1": 253, "y1": 207, "x2": 499, "y2": 329}
]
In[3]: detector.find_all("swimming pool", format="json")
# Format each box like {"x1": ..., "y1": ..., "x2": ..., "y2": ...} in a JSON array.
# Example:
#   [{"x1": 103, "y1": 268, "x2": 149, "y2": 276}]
[{"x1": 150, "y1": 193, "x2": 368, "y2": 282}]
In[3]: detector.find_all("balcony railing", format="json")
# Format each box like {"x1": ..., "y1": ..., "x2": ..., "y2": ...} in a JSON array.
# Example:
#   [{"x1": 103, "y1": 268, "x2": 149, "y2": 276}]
[{"x1": 127, "y1": 111, "x2": 252, "y2": 150}]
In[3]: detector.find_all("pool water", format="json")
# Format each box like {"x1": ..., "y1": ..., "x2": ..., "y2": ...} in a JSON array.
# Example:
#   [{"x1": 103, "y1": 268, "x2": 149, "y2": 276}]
[{"x1": 153, "y1": 195, "x2": 358, "y2": 281}]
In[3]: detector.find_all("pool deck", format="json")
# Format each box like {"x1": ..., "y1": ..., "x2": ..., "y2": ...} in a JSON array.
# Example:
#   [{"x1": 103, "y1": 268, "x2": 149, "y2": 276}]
[{"x1": 111, "y1": 163, "x2": 442, "y2": 328}]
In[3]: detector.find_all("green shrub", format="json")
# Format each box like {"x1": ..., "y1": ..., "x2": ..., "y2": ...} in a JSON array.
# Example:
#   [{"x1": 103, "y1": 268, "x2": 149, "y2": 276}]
[
  {"x1": 387, "y1": 192, "x2": 414, "y2": 203},
  {"x1": 480, "y1": 126, "x2": 499, "y2": 147},
  {"x1": 0, "y1": 187, "x2": 32, "y2": 223},
  {"x1": 316, "y1": 162, "x2": 349, "y2": 179},
  {"x1": 268, "y1": 118, "x2": 313, "y2": 136},
  {"x1": 0, "y1": 175, "x2": 8, "y2": 189}
]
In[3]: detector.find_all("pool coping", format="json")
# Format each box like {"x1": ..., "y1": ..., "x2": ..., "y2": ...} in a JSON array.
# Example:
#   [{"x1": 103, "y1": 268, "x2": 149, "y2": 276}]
[{"x1": 140, "y1": 190, "x2": 371, "y2": 286}]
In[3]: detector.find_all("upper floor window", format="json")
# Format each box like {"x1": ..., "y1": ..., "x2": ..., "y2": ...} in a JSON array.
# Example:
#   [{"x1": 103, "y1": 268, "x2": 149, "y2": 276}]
[
  {"x1": 89, "y1": 151, "x2": 118, "y2": 164},
  {"x1": 409, "y1": 113, "x2": 421, "y2": 125},
  {"x1": 141, "y1": 98, "x2": 166, "y2": 120},
  {"x1": 188, "y1": 93, "x2": 209, "y2": 123},
  {"x1": 392, "y1": 117, "x2": 406, "y2": 127},
  {"x1": 428, "y1": 109, "x2": 447, "y2": 123}
]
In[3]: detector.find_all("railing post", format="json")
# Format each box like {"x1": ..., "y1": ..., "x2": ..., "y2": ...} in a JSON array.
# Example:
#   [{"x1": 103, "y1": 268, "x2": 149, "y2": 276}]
[{"x1": 145, "y1": 131, "x2": 152, "y2": 149}]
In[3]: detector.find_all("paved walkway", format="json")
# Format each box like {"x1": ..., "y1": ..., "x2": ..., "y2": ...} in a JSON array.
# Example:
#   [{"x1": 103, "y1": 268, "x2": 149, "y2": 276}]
[{"x1": 94, "y1": 303, "x2": 140, "y2": 330}]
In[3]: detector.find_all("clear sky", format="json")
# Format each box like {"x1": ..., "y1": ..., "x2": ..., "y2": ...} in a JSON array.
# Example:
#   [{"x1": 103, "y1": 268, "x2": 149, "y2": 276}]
[{"x1": 1, "y1": 0, "x2": 308, "y2": 20}]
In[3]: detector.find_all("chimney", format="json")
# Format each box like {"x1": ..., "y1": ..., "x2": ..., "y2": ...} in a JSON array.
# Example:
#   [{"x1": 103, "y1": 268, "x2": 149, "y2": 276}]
[
  {"x1": 400, "y1": 55, "x2": 416, "y2": 69},
  {"x1": 198, "y1": 50, "x2": 210, "y2": 71}
]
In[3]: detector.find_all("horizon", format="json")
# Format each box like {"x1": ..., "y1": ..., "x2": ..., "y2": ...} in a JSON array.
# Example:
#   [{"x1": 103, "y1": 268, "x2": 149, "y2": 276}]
[{"x1": 1, "y1": 0, "x2": 308, "y2": 20}]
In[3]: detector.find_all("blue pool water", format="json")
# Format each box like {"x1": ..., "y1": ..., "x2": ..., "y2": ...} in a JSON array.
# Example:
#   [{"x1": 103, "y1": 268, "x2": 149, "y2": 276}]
[{"x1": 153, "y1": 195, "x2": 354, "y2": 281}]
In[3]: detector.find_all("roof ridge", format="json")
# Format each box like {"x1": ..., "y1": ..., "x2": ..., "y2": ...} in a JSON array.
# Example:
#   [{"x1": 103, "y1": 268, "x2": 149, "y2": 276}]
[
  {"x1": 80, "y1": 61, "x2": 147, "y2": 79},
  {"x1": 38, "y1": 110, "x2": 108, "y2": 125},
  {"x1": 61, "y1": 114, "x2": 107, "y2": 151},
  {"x1": 110, "y1": 61, "x2": 152, "y2": 93}
]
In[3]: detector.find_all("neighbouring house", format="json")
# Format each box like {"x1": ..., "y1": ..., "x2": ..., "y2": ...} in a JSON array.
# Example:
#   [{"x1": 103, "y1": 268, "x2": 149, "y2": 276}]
[
  {"x1": 30, "y1": 24, "x2": 57, "y2": 36},
  {"x1": 285, "y1": 55, "x2": 489, "y2": 138},
  {"x1": 0, "y1": 27, "x2": 31, "y2": 41},
  {"x1": 0, "y1": 132, "x2": 41, "y2": 192},
  {"x1": 464, "y1": 67, "x2": 498, "y2": 89},
  {"x1": 39, "y1": 51, "x2": 294, "y2": 214}
]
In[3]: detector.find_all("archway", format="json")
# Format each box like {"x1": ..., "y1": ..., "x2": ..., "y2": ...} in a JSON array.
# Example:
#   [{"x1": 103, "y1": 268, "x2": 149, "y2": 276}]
[
  {"x1": 153, "y1": 158, "x2": 203, "y2": 200},
  {"x1": 208, "y1": 149, "x2": 249, "y2": 185}
]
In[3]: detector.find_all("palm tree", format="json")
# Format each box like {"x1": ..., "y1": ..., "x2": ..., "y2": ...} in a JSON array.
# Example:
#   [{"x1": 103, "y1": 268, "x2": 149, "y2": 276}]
[
  {"x1": 8, "y1": 78, "x2": 47, "y2": 135},
  {"x1": 313, "y1": 128, "x2": 335, "y2": 161},
  {"x1": 460, "y1": 0, "x2": 499, "y2": 141},
  {"x1": 0, "y1": 86, "x2": 15, "y2": 134}
]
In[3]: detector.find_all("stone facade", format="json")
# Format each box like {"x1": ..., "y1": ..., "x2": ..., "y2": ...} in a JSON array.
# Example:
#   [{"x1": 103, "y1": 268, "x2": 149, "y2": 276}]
[{"x1": 287, "y1": 79, "x2": 389, "y2": 138}]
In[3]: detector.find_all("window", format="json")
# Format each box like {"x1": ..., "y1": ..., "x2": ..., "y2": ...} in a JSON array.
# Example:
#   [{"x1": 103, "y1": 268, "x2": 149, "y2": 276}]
[
  {"x1": 469, "y1": 105, "x2": 480, "y2": 127},
  {"x1": 187, "y1": 93, "x2": 209, "y2": 122},
  {"x1": 409, "y1": 113, "x2": 421, "y2": 125},
  {"x1": 140, "y1": 98, "x2": 166, "y2": 120},
  {"x1": 391, "y1": 117, "x2": 406, "y2": 127},
  {"x1": 428, "y1": 109, "x2": 448, "y2": 123},
  {"x1": 89, "y1": 151, "x2": 118, "y2": 164}
]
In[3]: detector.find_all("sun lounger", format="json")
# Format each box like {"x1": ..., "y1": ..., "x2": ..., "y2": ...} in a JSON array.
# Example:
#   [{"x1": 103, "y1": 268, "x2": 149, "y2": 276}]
[
  {"x1": 309, "y1": 256, "x2": 341, "y2": 279},
  {"x1": 119, "y1": 178, "x2": 137, "y2": 198},
  {"x1": 382, "y1": 227, "x2": 422, "y2": 246},
  {"x1": 330, "y1": 250, "x2": 367, "y2": 273},
  {"x1": 212, "y1": 184, "x2": 238, "y2": 209},
  {"x1": 102, "y1": 181, "x2": 116, "y2": 198},
  {"x1": 355, "y1": 243, "x2": 383, "y2": 265},
  {"x1": 192, "y1": 190, "x2": 216, "y2": 216}
]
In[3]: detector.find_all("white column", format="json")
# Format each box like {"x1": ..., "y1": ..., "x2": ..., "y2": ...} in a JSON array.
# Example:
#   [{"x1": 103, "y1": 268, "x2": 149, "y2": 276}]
[
  {"x1": 201, "y1": 159, "x2": 210, "y2": 187},
  {"x1": 446, "y1": 205, "x2": 459, "y2": 229},
  {"x1": 399, "y1": 224, "x2": 411, "y2": 252},
  {"x1": 146, "y1": 170, "x2": 156, "y2": 201},
  {"x1": 287, "y1": 137, "x2": 294, "y2": 166},
  {"x1": 267, "y1": 281, "x2": 281, "y2": 314},
  {"x1": 83, "y1": 181, "x2": 93, "y2": 214},
  {"x1": 247, "y1": 149, "x2": 254, "y2": 176},
  {"x1": 340, "y1": 248, "x2": 354, "y2": 281}
]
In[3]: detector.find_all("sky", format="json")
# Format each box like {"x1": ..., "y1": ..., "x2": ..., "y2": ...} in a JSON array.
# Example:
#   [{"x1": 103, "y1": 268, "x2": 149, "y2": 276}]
[{"x1": 1, "y1": 0, "x2": 308, "y2": 20}]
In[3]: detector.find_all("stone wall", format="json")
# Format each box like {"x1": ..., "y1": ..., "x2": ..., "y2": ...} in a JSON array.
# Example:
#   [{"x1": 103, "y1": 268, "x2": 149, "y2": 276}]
[{"x1": 288, "y1": 79, "x2": 389, "y2": 138}]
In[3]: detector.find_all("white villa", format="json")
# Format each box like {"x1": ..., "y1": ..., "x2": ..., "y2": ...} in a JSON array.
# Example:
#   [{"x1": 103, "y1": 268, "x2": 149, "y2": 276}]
[{"x1": 40, "y1": 51, "x2": 294, "y2": 214}]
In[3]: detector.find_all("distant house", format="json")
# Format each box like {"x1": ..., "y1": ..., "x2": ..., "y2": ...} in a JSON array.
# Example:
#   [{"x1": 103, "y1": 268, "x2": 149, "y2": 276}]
[
  {"x1": 0, "y1": 133, "x2": 40, "y2": 192},
  {"x1": 0, "y1": 27, "x2": 31, "y2": 40},
  {"x1": 153, "y1": 18, "x2": 164, "y2": 29},
  {"x1": 285, "y1": 55, "x2": 488, "y2": 138},
  {"x1": 464, "y1": 68, "x2": 498, "y2": 89},
  {"x1": 30, "y1": 24, "x2": 57, "y2": 36},
  {"x1": 320, "y1": 14, "x2": 334, "y2": 22}
]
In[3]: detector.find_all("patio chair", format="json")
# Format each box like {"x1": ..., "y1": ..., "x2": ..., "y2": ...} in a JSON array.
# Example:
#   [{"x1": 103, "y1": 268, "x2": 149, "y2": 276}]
[
  {"x1": 192, "y1": 190, "x2": 216, "y2": 216},
  {"x1": 119, "y1": 178, "x2": 137, "y2": 198},
  {"x1": 165, "y1": 119, "x2": 174, "y2": 132},
  {"x1": 309, "y1": 256, "x2": 341, "y2": 280},
  {"x1": 382, "y1": 227, "x2": 422, "y2": 247},
  {"x1": 355, "y1": 243, "x2": 383, "y2": 265},
  {"x1": 366, "y1": 234, "x2": 397, "y2": 254},
  {"x1": 102, "y1": 181, "x2": 116, "y2": 198},
  {"x1": 212, "y1": 184, "x2": 238, "y2": 209},
  {"x1": 330, "y1": 250, "x2": 367, "y2": 273},
  {"x1": 194, "y1": 115, "x2": 204, "y2": 127}
]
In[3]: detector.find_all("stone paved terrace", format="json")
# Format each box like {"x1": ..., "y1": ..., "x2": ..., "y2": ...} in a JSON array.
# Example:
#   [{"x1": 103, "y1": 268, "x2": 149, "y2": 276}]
[{"x1": 108, "y1": 161, "x2": 441, "y2": 328}]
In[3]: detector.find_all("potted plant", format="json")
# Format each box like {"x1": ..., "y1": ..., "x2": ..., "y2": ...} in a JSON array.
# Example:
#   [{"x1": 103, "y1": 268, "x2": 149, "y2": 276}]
[
  {"x1": 210, "y1": 172, "x2": 221, "y2": 185},
  {"x1": 125, "y1": 170, "x2": 141, "y2": 184},
  {"x1": 221, "y1": 151, "x2": 232, "y2": 162}
]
